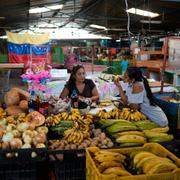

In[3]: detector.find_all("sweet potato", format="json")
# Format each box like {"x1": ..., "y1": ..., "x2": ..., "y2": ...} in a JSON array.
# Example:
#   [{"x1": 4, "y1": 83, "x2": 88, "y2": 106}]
[
  {"x1": 5, "y1": 105, "x2": 25, "y2": 117},
  {"x1": 4, "y1": 90, "x2": 20, "y2": 106}
]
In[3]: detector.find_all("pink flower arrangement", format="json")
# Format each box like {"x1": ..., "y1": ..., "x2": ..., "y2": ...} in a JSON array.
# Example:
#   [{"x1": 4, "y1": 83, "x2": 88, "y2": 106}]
[{"x1": 21, "y1": 70, "x2": 51, "y2": 83}]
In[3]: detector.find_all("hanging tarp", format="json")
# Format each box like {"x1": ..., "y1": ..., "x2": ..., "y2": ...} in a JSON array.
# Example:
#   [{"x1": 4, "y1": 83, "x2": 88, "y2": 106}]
[
  {"x1": 7, "y1": 31, "x2": 49, "y2": 44},
  {"x1": 6, "y1": 31, "x2": 52, "y2": 64}
]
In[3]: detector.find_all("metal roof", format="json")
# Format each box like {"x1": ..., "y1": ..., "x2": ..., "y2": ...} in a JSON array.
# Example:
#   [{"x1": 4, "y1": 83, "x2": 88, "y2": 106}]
[{"x1": 0, "y1": 0, "x2": 180, "y2": 38}]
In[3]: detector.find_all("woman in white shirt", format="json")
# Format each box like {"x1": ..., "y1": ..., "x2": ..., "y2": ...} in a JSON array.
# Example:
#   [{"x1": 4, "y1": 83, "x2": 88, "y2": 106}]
[{"x1": 114, "y1": 67, "x2": 168, "y2": 127}]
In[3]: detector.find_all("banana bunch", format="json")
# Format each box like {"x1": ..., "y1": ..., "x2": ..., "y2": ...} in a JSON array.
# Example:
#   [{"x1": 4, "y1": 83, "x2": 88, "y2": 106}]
[
  {"x1": 6, "y1": 115, "x2": 16, "y2": 125},
  {"x1": 17, "y1": 113, "x2": 27, "y2": 123},
  {"x1": 96, "y1": 110, "x2": 111, "y2": 119},
  {"x1": 98, "y1": 100, "x2": 113, "y2": 107},
  {"x1": 110, "y1": 108, "x2": 121, "y2": 119},
  {"x1": 0, "y1": 108, "x2": 6, "y2": 118},
  {"x1": 64, "y1": 128, "x2": 84, "y2": 144},
  {"x1": 96, "y1": 108, "x2": 121, "y2": 119},
  {"x1": 63, "y1": 116, "x2": 91, "y2": 144},
  {"x1": 131, "y1": 151, "x2": 178, "y2": 174},
  {"x1": 45, "y1": 113, "x2": 62, "y2": 126},
  {"x1": 83, "y1": 113, "x2": 94, "y2": 125},
  {"x1": 68, "y1": 109, "x2": 82, "y2": 121},
  {"x1": 60, "y1": 109, "x2": 82, "y2": 121},
  {"x1": 89, "y1": 148, "x2": 132, "y2": 176},
  {"x1": 143, "y1": 126, "x2": 174, "y2": 142},
  {"x1": 61, "y1": 112, "x2": 69, "y2": 120},
  {"x1": 119, "y1": 108, "x2": 147, "y2": 121}
]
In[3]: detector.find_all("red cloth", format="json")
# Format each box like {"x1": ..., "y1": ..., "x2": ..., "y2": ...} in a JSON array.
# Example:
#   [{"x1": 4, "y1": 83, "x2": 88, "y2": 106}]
[
  {"x1": 8, "y1": 53, "x2": 52, "y2": 64},
  {"x1": 111, "y1": 48, "x2": 116, "y2": 55}
]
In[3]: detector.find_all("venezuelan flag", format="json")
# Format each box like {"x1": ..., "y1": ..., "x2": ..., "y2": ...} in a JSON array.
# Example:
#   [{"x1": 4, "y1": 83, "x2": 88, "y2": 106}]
[{"x1": 7, "y1": 31, "x2": 52, "y2": 64}]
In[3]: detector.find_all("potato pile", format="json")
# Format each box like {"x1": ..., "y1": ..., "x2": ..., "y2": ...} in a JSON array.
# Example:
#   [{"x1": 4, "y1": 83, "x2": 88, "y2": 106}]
[{"x1": 48, "y1": 125, "x2": 114, "y2": 150}]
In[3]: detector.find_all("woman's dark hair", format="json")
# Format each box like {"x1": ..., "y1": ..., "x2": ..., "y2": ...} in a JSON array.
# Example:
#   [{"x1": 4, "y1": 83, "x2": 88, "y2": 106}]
[
  {"x1": 68, "y1": 64, "x2": 85, "y2": 85},
  {"x1": 126, "y1": 67, "x2": 156, "y2": 106}
]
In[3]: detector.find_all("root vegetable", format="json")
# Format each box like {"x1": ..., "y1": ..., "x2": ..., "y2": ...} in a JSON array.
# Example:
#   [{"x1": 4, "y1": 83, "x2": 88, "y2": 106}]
[
  {"x1": 10, "y1": 138, "x2": 22, "y2": 149},
  {"x1": 4, "y1": 90, "x2": 20, "y2": 106},
  {"x1": 12, "y1": 130, "x2": 21, "y2": 138},
  {"x1": 2, "y1": 132, "x2": 14, "y2": 142},
  {"x1": 36, "y1": 126, "x2": 48, "y2": 134},
  {"x1": 24, "y1": 135, "x2": 32, "y2": 144},
  {"x1": 6, "y1": 124, "x2": 16, "y2": 132},
  {"x1": 101, "y1": 139, "x2": 108, "y2": 145},
  {"x1": 17, "y1": 122, "x2": 29, "y2": 132},
  {"x1": 107, "y1": 141, "x2": 114, "y2": 148},
  {"x1": 33, "y1": 133, "x2": 46, "y2": 145},
  {"x1": 94, "y1": 129, "x2": 101, "y2": 136},
  {"x1": 78, "y1": 145, "x2": 84, "y2": 149},
  {"x1": 31, "y1": 152, "x2": 37, "y2": 158},
  {"x1": 36, "y1": 143, "x2": 46, "y2": 148},
  {"x1": 99, "y1": 132, "x2": 106, "y2": 139},
  {"x1": 70, "y1": 144, "x2": 77, "y2": 150},
  {"x1": 23, "y1": 130, "x2": 34, "y2": 138},
  {"x1": 5, "y1": 106, "x2": 25, "y2": 117},
  {"x1": 2, "y1": 142, "x2": 10, "y2": 149},
  {"x1": 21, "y1": 143, "x2": 31, "y2": 149},
  {"x1": 19, "y1": 100, "x2": 28, "y2": 110},
  {"x1": 64, "y1": 144, "x2": 70, "y2": 150}
]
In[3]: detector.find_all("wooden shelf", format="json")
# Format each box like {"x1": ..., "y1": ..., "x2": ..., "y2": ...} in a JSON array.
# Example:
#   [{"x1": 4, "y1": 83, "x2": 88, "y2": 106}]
[
  {"x1": 0, "y1": 63, "x2": 24, "y2": 69},
  {"x1": 134, "y1": 60, "x2": 165, "y2": 69},
  {"x1": 138, "y1": 47, "x2": 164, "y2": 55}
]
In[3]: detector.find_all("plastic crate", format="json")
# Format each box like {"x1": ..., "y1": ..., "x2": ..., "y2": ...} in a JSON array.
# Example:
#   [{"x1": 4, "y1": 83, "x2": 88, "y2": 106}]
[
  {"x1": 0, "y1": 148, "x2": 47, "y2": 180},
  {"x1": 153, "y1": 93, "x2": 180, "y2": 137},
  {"x1": 0, "y1": 69, "x2": 11, "y2": 93},
  {"x1": 160, "y1": 140, "x2": 180, "y2": 158},
  {"x1": 86, "y1": 143, "x2": 180, "y2": 180},
  {"x1": 48, "y1": 149, "x2": 86, "y2": 180}
]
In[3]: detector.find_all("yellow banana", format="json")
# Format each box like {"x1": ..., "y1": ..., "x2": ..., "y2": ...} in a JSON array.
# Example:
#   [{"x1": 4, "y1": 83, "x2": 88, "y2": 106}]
[
  {"x1": 103, "y1": 166, "x2": 132, "y2": 176},
  {"x1": 116, "y1": 135, "x2": 146, "y2": 144},
  {"x1": 124, "y1": 111, "x2": 131, "y2": 120},
  {"x1": 117, "y1": 131, "x2": 145, "y2": 137},
  {"x1": 143, "y1": 131, "x2": 170, "y2": 138},
  {"x1": 142, "y1": 156, "x2": 173, "y2": 173},
  {"x1": 147, "y1": 161, "x2": 177, "y2": 174},
  {"x1": 95, "y1": 153, "x2": 126, "y2": 163},
  {"x1": 98, "y1": 161, "x2": 124, "y2": 173},
  {"x1": 136, "y1": 155, "x2": 157, "y2": 169},
  {"x1": 88, "y1": 147, "x2": 100, "y2": 154},
  {"x1": 148, "y1": 126, "x2": 169, "y2": 133},
  {"x1": 133, "y1": 151, "x2": 155, "y2": 166}
]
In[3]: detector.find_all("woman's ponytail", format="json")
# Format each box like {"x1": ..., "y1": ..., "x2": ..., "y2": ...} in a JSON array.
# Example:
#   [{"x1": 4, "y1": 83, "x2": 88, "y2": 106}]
[{"x1": 142, "y1": 77, "x2": 156, "y2": 106}]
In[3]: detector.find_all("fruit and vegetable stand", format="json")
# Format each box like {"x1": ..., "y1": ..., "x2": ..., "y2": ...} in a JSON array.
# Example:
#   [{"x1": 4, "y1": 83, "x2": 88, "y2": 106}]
[
  {"x1": 0, "y1": 95, "x2": 180, "y2": 179},
  {"x1": 0, "y1": 65, "x2": 180, "y2": 179}
]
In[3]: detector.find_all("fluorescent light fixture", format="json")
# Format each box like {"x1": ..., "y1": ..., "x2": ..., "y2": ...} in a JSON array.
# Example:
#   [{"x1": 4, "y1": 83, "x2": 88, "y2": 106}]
[
  {"x1": 29, "y1": 4, "x2": 63, "y2": 13},
  {"x1": 0, "y1": 35, "x2": 7, "y2": 39},
  {"x1": 126, "y1": 8, "x2": 159, "y2": 18},
  {"x1": 140, "y1": 20, "x2": 162, "y2": 24},
  {"x1": 47, "y1": 4, "x2": 63, "y2": 10},
  {"x1": 116, "y1": 39, "x2": 121, "y2": 42},
  {"x1": 0, "y1": 17, "x2": 5, "y2": 20},
  {"x1": 89, "y1": 24, "x2": 107, "y2": 30}
]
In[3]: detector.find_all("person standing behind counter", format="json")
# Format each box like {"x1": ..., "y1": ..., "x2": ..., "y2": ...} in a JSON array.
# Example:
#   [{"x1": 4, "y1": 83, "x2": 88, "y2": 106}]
[
  {"x1": 114, "y1": 67, "x2": 168, "y2": 127},
  {"x1": 60, "y1": 64, "x2": 99, "y2": 108}
]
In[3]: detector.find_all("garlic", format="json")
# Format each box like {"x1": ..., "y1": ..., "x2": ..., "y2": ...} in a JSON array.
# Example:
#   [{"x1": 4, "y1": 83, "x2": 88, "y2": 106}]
[
  {"x1": 10, "y1": 138, "x2": 22, "y2": 149},
  {"x1": 23, "y1": 135, "x2": 32, "y2": 144},
  {"x1": 36, "y1": 143, "x2": 46, "y2": 148},
  {"x1": 2, "y1": 132, "x2": 14, "y2": 142},
  {"x1": 21, "y1": 143, "x2": 31, "y2": 149}
]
